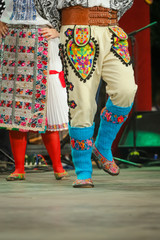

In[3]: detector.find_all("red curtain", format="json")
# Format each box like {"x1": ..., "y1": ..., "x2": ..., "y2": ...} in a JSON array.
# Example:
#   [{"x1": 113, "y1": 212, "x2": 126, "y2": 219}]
[
  {"x1": 119, "y1": 0, "x2": 152, "y2": 111},
  {"x1": 113, "y1": 0, "x2": 152, "y2": 155}
]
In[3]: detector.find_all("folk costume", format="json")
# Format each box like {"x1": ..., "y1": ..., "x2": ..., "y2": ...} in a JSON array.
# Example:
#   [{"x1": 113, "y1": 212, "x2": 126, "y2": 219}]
[
  {"x1": 0, "y1": 0, "x2": 69, "y2": 181},
  {"x1": 35, "y1": 0, "x2": 137, "y2": 188}
]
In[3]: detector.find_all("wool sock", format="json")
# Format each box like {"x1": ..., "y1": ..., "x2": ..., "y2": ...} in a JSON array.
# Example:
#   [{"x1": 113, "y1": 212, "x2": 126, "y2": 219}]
[
  {"x1": 69, "y1": 124, "x2": 95, "y2": 180},
  {"x1": 95, "y1": 98, "x2": 132, "y2": 162}
]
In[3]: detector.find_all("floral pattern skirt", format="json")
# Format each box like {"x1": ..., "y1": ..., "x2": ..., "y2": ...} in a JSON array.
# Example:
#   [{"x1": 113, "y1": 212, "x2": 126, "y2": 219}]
[{"x1": 0, "y1": 25, "x2": 68, "y2": 132}]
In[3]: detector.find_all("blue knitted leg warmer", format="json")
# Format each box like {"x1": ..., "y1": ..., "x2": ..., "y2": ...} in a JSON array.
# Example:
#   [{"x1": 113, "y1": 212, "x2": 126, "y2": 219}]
[
  {"x1": 69, "y1": 124, "x2": 95, "y2": 180},
  {"x1": 95, "y1": 98, "x2": 133, "y2": 162}
]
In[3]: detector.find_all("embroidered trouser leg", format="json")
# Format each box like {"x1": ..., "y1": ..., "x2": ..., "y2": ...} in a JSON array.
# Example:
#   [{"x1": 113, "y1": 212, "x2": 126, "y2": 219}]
[
  {"x1": 60, "y1": 25, "x2": 137, "y2": 127},
  {"x1": 60, "y1": 25, "x2": 137, "y2": 177}
]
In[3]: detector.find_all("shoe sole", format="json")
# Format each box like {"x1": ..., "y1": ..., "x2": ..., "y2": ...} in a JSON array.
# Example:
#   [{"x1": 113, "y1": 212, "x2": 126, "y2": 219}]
[
  {"x1": 103, "y1": 168, "x2": 120, "y2": 176},
  {"x1": 73, "y1": 184, "x2": 94, "y2": 188},
  {"x1": 55, "y1": 176, "x2": 69, "y2": 180},
  {"x1": 6, "y1": 178, "x2": 25, "y2": 181}
]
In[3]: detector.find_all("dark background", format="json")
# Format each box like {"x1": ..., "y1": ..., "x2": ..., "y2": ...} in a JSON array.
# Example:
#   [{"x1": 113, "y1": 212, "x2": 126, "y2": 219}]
[{"x1": 150, "y1": 1, "x2": 160, "y2": 106}]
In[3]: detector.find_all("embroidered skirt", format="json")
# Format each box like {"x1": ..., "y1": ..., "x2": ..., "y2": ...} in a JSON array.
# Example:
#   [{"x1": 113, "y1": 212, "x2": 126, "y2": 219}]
[{"x1": 0, "y1": 25, "x2": 68, "y2": 132}]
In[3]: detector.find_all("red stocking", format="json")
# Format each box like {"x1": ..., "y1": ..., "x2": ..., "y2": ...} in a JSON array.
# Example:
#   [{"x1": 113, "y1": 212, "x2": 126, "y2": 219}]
[
  {"x1": 9, "y1": 131, "x2": 27, "y2": 174},
  {"x1": 41, "y1": 131, "x2": 65, "y2": 173}
]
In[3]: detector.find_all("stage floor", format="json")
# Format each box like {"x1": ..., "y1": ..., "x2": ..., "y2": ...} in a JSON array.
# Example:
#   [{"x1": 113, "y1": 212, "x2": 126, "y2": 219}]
[{"x1": 0, "y1": 167, "x2": 160, "y2": 240}]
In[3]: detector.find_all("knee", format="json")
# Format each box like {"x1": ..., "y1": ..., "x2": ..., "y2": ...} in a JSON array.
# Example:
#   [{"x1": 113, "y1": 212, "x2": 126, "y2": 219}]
[
  {"x1": 111, "y1": 82, "x2": 138, "y2": 107},
  {"x1": 120, "y1": 82, "x2": 137, "y2": 101}
]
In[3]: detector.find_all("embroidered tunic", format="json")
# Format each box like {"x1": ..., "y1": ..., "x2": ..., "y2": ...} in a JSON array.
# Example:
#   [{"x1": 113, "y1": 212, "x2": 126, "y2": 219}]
[
  {"x1": 0, "y1": 0, "x2": 51, "y2": 26},
  {"x1": 35, "y1": 0, "x2": 134, "y2": 31}
]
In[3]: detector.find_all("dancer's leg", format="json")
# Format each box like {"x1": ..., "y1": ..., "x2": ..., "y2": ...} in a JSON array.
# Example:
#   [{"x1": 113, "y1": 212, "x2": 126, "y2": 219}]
[
  {"x1": 6, "y1": 131, "x2": 27, "y2": 181},
  {"x1": 41, "y1": 131, "x2": 68, "y2": 180}
]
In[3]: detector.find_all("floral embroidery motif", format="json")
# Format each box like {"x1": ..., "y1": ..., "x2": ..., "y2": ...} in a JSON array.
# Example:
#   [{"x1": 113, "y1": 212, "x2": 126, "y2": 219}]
[
  {"x1": 9, "y1": 74, "x2": 15, "y2": 81},
  {"x1": 74, "y1": 26, "x2": 90, "y2": 47},
  {"x1": 67, "y1": 82, "x2": 74, "y2": 91},
  {"x1": 109, "y1": 26, "x2": 131, "y2": 66},
  {"x1": 6, "y1": 101, "x2": 13, "y2": 108},
  {"x1": 1, "y1": 87, "x2": 7, "y2": 93},
  {"x1": 14, "y1": 116, "x2": 27, "y2": 127},
  {"x1": 9, "y1": 46, "x2": 16, "y2": 52},
  {"x1": 109, "y1": 26, "x2": 128, "y2": 40},
  {"x1": 65, "y1": 26, "x2": 99, "y2": 82},
  {"x1": 17, "y1": 74, "x2": 25, "y2": 81},
  {"x1": 71, "y1": 137, "x2": 93, "y2": 151},
  {"x1": 27, "y1": 113, "x2": 45, "y2": 128},
  {"x1": 27, "y1": 61, "x2": 34, "y2": 67},
  {"x1": 101, "y1": 107, "x2": 128, "y2": 124},
  {"x1": 10, "y1": 30, "x2": 17, "y2": 37},
  {"x1": 8, "y1": 88, "x2": 13, "y2": 94},
  {"x1": 24, "y1": 102, "x2": 32, "y2": 110},
  {"x1": 69, "y1": 100, "x2": 77, "y2": 109},
  {"x1": 4, "y1": 45, "x2": 9, "y2": 52},
  {"x1": 2, "y1": 74, "x2": 7, "y2": 80},
  {"x1": 0, "y1": 100, "x2": 6, "y2": 107},
  {"x1": 15, "y1": 101, "x2": 23, "y2": 109},
  {"x1": 65, "y1": 28, "x2": 73, "y2": 38},
  {"x1": 16, "y1": 88, "x2": 24, "y2": 95},
  {"x1": 27, "y1": 46, "x2": 35, "y2": 53},
  {"x1": 2, "y1": 60, "x2": 7, "y2": 66},
  {"x1": 28, "y1": 31, "x2": 36, "y2": 38},
  {"x1": 0, "y1": 114, "x2": 11, "y2": 124},
  {"x1": 18, "y1": 46, "x2": 26, "y2": 53},
  {"x1": 34, "y1": 102, "x2": 44, "y2": 112},
  {"x1": 19, "y1": 31, "x2": 27, "y2": 38},
  {"x1": 18, "y1": 60, "x2": 25, "y2": 67},
  {"x1": 26, "y1": 75, "x2": 34, "y2": 82}
]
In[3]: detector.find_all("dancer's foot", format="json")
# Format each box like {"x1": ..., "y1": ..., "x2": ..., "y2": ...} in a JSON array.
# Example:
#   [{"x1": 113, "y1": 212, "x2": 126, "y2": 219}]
[
  {"x1": 6, "y1": 172, "x2": 25, "y2": 181},
  {"x1": 73, "y1": 178, "x2": 94, "y2": 188},
  {"x1": 92, "y1": 144, "x2": 120, "y2": 176},
  {"x1": 54, "y1": 170, "x2": 69, "y2": 180}
]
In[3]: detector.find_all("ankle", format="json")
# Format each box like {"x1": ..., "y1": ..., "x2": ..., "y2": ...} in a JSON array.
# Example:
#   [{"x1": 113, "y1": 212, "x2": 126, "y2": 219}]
[
  {"x1": 76, "y1": 171, "x2": 92, "y2": 180},
  {"x1": 13, "y1": 169, "x2": 25, "y2": 174},
  {"x1": 53, "y1": 168, "x2": 65, "y2": 174},
  {"x1": 94, "y1": 144, "x2": 113, "y2": 162}
]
